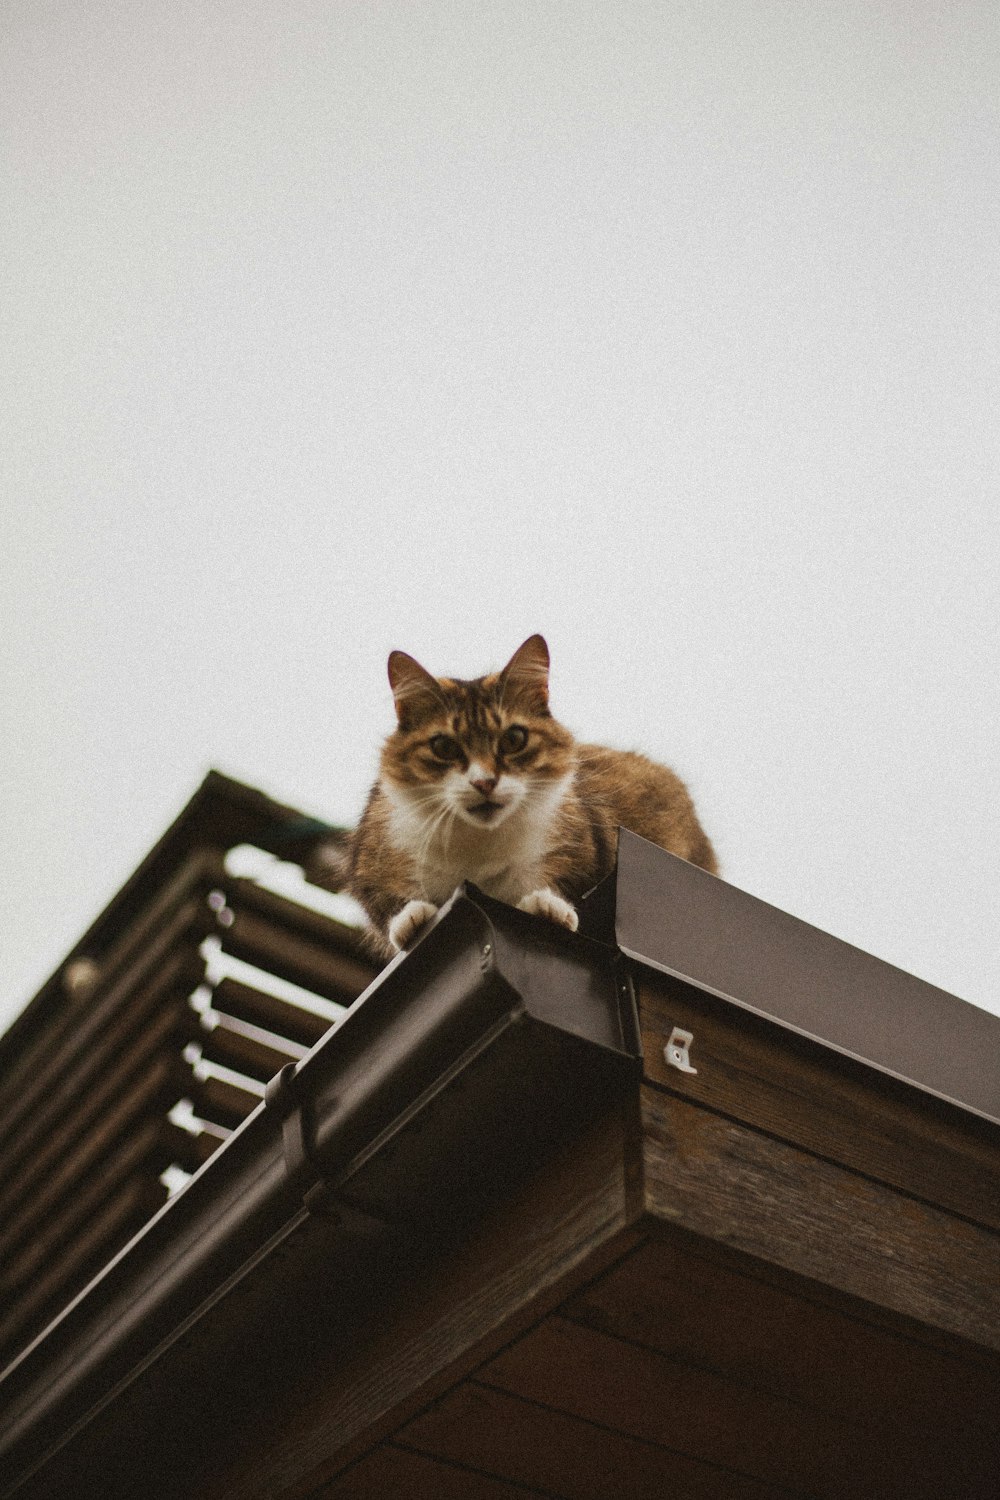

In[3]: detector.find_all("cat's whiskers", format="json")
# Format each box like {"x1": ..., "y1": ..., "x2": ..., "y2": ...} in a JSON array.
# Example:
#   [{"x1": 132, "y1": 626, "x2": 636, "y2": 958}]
[
  {"x1": 401, "y1": 785, "x2": 450, "y2": 806},
  {"x1": 412, "y1": 797, "x2": 457, "y2": 872}
]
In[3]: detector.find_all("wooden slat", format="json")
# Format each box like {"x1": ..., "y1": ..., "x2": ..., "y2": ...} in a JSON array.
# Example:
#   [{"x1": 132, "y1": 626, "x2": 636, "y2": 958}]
[
  {"x1": 399, "y1": 1380, "x2": 798, "y2": 1500},
  {"x1": 90, "y1": 855, "x2": 217, "y2": 1003},
  {"x1": 0, "y1": 853, "x2": 218, "y2": 1135},
  {"x1": 2, "y1": 1117, "x2": 188, "y2": 1292},
  {"x1": 562, "y1": 1235, "x2": 1000, "y2": 1439},
  {"x1": 0, "y1": 940, "x2": 205, "y2": 1193},
  {"x1": 0, "y1": 1015, "x2": 190, "y2": 1226},
  {"x1": 226, "y1": 877, "x2": 372, "y2": 969},
  {"x1": 186, "y1": 1069, "x2": 264, "y2": 1131},
  {"x1": 639, "y1": 973, "x2": 1000, "y2": 1232},
  {"x1": 314, "y1": 1441, "x2": 545, "y2": 1499},
  {"x1": 187, "y1": 1124, "x2": 231, "y2": 1166},
  {"x1": 198, "y1": 1014, "x2": 306, "y2": 1084},
  {"x1": 221, "y1": 906, "x2": 372, "y2": 1007},
  {"x1": 159, "y1": 1119, "x2": 224, "y2": 1174},
  {"x1": 210, "y1": 975, "x2": 339, "y2": 1048},
  {"x1": 0, "y1": 1175, "x2": 167, "y2": 1366},
  {"x1": 641, "y1": 1084, "x2": 1000, "y2": 1354},
  {"x1": 478, "y1": 1315, "x2": 994, "y2": 1500}
]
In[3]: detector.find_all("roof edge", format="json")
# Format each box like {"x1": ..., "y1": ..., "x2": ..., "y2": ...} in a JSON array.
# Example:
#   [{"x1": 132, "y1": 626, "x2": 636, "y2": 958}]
[
  {"x1": 0, "y1": 772, "x2": 344, "y2": 1073},
  {"x1": 615, "y1": 828, "x2": 1000, "y2": 1127}
]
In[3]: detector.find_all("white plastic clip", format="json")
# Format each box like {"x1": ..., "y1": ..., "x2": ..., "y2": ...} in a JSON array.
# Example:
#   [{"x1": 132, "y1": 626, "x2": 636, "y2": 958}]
[{"x1": 664, "y1": 1027, "x2": 697, "y2": 1075}]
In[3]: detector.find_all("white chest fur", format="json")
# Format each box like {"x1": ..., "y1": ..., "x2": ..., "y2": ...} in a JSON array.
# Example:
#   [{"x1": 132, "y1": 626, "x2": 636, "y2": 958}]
[{"x1": 384, "y1": 776, "x2": 570, "y2": 906}]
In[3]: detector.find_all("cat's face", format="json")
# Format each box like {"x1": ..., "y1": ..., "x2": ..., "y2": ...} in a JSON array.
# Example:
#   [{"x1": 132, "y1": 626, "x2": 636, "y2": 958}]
[{"x1": 381, "y1": 635, "x2": 574, "y2": 832}]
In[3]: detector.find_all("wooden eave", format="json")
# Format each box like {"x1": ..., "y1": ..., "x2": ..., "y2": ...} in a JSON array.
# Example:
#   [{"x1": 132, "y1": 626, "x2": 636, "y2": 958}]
[
  {"x1": 0, "y1": 774, "x2": 366, "y2": 1371},
  {"x1": 1, "y1": 840, "x2": 998, "y2": 1499},
  {"x1": 0, "y1": 770, "x2": 346, "y2": 1079}
]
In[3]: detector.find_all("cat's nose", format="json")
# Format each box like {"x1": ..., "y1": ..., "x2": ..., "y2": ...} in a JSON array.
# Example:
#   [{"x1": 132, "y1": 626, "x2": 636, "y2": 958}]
[{"x1": 471, "y1": 775, "x2": 498, "y2": 797}]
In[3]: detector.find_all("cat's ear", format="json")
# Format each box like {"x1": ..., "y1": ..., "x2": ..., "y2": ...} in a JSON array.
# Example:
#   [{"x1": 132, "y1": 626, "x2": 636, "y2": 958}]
[
  {"x1": 499, "y1": 634, "x2": 550, "y2": 712},
  {"x1": 387, "y1": 650, "x2": 440, "y2": 728}
]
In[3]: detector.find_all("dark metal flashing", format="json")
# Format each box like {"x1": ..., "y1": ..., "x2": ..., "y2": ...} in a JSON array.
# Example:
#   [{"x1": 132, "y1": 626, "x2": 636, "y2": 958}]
[
  {"x1": 0, "y1": 889, "x2": 637, "y2": 1497},
  {"x1": 614, "y1": 828, "x2": 1000, "y2": 1126}
]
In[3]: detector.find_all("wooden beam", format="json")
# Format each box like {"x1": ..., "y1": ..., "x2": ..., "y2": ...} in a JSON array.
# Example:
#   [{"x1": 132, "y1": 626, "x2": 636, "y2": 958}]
[
  {"x1": 199, "y1": 1100, "x2": 643, "y2": 1500},
  {"x1": 639, "y1": 973, "x2": 1000, "y2": 1231},
  {"x1": 641, "y1": 1082, "x2": 1000, "y2": 1353},
  {"x1": 562, "y1": 1235, "x2": 1000, "y2": 1437},
  {"x1": 395, "y1": 1379, "x2": 796, "y2": 1500},
  {"x1": 314, "y1": 1441, "x2": 545, "y2": 1499}
]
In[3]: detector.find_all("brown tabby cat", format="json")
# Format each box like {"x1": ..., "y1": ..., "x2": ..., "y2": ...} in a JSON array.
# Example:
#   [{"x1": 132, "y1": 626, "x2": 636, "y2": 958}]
[{"x1": 346, "y1": 635, "x2": 717, "y2": 957}]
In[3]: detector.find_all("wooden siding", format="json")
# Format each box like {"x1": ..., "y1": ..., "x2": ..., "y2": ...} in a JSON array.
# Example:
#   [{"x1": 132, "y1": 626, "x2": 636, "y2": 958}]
[
  {"x1": 190, "y1": 1105, "x2": 642, "y2": 1500},
  {"x1": 638, "y1": 971, "x2": 1000, "y2": 1350},
  {"x1": 250, "y1": 971, "x2": 1000, "y2": 1500},
  {"x1": 0, "y1": 805, "x2": 375, "y2": 1375},
  {"x1": 319, "y1": 1229, "x2": 999, "y2": 1499}
]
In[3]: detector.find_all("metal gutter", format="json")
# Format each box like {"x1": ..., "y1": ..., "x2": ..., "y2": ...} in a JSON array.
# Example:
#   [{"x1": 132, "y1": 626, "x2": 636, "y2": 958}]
[
  {"x1": 614, "y1": 828, "x2": 1000, "y2": 1126},
  {"x1": 0, "y1": 888, "x2": 638, "y2": 1497}
]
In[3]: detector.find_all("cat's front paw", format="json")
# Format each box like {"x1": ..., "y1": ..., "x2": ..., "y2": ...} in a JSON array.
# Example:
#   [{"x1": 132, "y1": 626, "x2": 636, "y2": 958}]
[
  {"x1": 516, "y1": 888, "x2": 579, "y2": 933},
  {"x1": 388, "y1": 899, "x2": 439, "y2": 952}
]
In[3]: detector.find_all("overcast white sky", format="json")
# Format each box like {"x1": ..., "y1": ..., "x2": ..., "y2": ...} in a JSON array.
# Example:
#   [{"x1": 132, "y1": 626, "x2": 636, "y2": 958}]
[{"x1": 2, "y1": 1, "x2": 998, "y2": 1037}]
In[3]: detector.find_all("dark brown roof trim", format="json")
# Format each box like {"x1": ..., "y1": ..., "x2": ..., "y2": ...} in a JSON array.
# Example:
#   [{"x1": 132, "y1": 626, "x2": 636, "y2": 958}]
[{"x1": 614, "y1": 828, "x2": 1000, "y2": 1126}]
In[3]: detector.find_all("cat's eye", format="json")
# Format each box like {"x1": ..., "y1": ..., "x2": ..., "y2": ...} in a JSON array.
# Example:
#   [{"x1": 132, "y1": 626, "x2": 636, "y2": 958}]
[
  {"x1": 499, "y1": 725, "x2": 529, "y2": 755},
  {"x1": 429, "y1": 734, "x2": 462, "y2": 761}
]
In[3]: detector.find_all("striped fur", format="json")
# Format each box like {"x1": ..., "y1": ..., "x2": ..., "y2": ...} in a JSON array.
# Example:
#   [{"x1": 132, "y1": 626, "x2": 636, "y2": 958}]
[{"x1": 347, "y1": 635, "x2": 717, "y2": 957}]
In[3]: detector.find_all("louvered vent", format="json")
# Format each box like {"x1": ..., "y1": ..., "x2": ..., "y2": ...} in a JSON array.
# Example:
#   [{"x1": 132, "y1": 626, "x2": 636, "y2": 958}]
[{"x1": 0, "y1": 796, "x2": 375, "y2": 1373}]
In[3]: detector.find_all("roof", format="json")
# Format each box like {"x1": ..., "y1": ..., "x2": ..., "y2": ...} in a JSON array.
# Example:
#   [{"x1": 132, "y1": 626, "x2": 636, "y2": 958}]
[
  {"x1": 0, "y1": 770, "x2": 348, "y2": 1074},
  {"x1": 0, "y1": 772, "x2": 371, "y2": 1373},
  {"x1": 1, "y1": 808, "x2": 998, "y2": 1498}
]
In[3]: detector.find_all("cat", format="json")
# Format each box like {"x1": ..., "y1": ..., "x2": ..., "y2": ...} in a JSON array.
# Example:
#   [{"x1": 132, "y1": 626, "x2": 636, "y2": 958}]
[{"x1": 344, "y1": 634, "x2": 717, "y2": 958}]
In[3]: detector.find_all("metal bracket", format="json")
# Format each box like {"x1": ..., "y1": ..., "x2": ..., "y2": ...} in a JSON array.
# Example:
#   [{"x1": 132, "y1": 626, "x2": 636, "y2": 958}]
[
  {"x1": 265, "y1": 1062, "x2": 314, "y2": 1193},
  {"x1": 265, "y1": 1063, "x2": 409, "y2": 1242},
  {"x1": 664, "y1": 1027, "x2": 697, "y2": 1075}
]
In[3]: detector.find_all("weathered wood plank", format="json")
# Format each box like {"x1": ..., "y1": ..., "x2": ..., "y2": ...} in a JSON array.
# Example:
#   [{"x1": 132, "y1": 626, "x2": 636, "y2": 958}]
[
  {"x1": 562, "y1": 1235, "x2": 1000, "y2": 1451},
  {"x1": 210, "y1": 975, "x2": 336, "y2": 1048},
  {"x1": 200, "y1": 1102, "x2": 643, "y2": 1500},
  {"x1": 312, "y1": 1441, "x2": 549, "y2": 1499},
  {"x1": 0, "y1": 1175, "x2": 166, "y2": 1366},
  {"x1": 640, "y1": 974, "x2": 1000, "y2": 1232},
  {"x1": 641, "y1": 1084, "x2": 1000, "y2": 1353},
  {"x1": 221, "y1": 904, "x2": 371, "y2": 1006},
  {"x1": 0, "y1": 957, "x2": 197, "y2": 1217},
  {"x1": 399, "y1": 1379, "x2": 803, "y2": 1500},
  {"x1": 478, "y1": 1316, "x2": 997, "y2": 1499}
]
